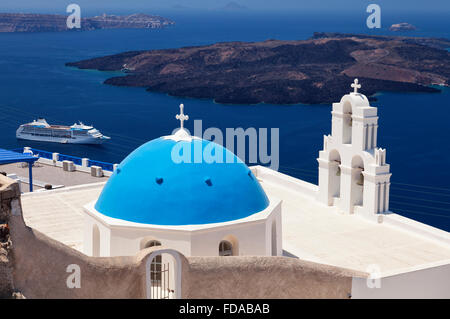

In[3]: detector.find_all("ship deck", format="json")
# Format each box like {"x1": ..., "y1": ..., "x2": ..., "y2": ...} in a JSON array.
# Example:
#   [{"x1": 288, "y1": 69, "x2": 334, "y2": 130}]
[{"x1": 48, "y1": 125, "x2": 71, "y2": 129}]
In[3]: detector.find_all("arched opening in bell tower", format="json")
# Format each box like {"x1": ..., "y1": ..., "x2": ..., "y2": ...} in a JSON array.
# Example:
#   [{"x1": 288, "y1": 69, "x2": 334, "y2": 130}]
[
  {"x1": 329, "y1": 150, "x2": 341, "y2": 200},
  {"x1": 342, "y1": 101, "x2": 352, "y2": 144},
  {"x1": 351, "y1": 155, "x2": 365, "y2": 208}
]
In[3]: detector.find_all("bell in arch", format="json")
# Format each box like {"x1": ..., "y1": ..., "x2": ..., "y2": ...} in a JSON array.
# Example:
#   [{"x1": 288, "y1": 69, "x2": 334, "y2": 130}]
[
  {"x1": 334, "y1": 160, "x2": 341, "y2": 176},
  {"x1": 356, "y1": 172, "x2": 364, "y2": 186}
]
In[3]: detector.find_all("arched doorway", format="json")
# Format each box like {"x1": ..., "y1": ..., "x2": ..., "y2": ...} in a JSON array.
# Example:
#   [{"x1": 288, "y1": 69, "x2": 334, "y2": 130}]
[
  {"x1": 329, "y1": 149, "x2": 342, "y2": 201},
  {"x1": 342, "y1": 101, "x2": 352, "y2": 144},
  {"x1": 143, "y1": 240, "x2": 163, "y2": 289},
  {"x1": 351, "y1": 155, "x2": 365, "y2": 208},
  {"x1": 92, "y1": 224, "x2": 100, "y2": 257},
  {"x1": 145, "y1": 249, "x2": 182, "y2": 299}
]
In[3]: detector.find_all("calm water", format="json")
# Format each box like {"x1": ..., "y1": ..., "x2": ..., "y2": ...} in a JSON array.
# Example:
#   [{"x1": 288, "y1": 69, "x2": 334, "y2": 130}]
[{"x1": 0, "y1": 11, "x2": 449, "y2": 230}]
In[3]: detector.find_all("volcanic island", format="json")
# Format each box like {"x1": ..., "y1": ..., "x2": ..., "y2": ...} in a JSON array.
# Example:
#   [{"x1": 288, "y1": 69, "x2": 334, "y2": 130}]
[{"x1": 67, "y1": 32, "x2": 450, "y2": 104}]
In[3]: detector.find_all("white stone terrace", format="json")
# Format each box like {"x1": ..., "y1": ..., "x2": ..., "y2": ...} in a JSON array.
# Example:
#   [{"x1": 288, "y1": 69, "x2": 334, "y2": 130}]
[
  {"x1": 254, "y1": 166, "x2": 450, "y2": 278},
  {"x1": 21, "y1": 182, "x2": 105, "y2": 251}
]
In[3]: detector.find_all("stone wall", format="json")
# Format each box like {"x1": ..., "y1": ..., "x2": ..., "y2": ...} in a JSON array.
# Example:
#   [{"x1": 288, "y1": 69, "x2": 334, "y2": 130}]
[
  {"x1": 0, "y1": 174, "x2": 363, "y2": 299},
  {"x1": 0, "y1": 174, "x2": 154, "y2": 298},
  {"x1": 182, "y1": 256, "x2": 358, "y2": 299}
]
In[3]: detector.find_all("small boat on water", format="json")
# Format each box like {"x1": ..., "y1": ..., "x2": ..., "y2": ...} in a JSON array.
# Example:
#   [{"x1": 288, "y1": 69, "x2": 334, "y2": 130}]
[{"x1": 16, "y1": 118, "x2": 110, "y2": 144}]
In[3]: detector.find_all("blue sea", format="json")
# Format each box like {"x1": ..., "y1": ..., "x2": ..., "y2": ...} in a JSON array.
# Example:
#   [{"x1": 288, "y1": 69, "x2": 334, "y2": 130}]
[{"x1": 0, "y1": 10, "x2": 449, "y2": 230}]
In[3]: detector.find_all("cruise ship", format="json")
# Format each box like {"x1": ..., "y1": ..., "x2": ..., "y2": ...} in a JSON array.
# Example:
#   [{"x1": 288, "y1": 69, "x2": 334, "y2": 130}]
[{"x1": 16, "y1": 118, "x2": 110, "y2": 144}]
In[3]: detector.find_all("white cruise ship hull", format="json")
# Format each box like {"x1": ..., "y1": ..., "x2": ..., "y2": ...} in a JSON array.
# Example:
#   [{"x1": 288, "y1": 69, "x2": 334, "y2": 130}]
[
  {"x1": 16, "y1": 133, "x2": 106, "y2": 144},
  {"x1": 16, "y1": 119, "x2": 110, "y2": 145}
]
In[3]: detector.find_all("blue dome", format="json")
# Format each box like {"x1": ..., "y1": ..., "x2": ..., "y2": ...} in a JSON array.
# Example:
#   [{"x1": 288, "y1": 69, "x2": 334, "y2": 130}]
[{"x1": 95, "y1": 137, "x2": 269, "y2": 226}]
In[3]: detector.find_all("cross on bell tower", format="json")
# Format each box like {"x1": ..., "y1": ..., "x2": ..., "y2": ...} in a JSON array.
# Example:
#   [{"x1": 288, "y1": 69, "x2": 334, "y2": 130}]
[
  {"x1": 351, "y1": 78, "x2": 361, "y2": 94},
  {"x1": 176, "y1": 104, "x2": 189, "y2": 129}
]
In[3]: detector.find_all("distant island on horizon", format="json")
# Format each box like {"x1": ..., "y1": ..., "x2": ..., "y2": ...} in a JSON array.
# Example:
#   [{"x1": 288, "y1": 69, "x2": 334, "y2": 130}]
[
  {"x1": 66, "y1": 32, "x2": 450, "y2": 105},
  {"x1": 0, "y1": 13, "x2": 174, "y2": 33},
  {"x1": 389, "y1": 23, "x2": 416, "y2": 32},
  {"x1": 221, "y1": 1, "x2": 248, "y2": 11}
]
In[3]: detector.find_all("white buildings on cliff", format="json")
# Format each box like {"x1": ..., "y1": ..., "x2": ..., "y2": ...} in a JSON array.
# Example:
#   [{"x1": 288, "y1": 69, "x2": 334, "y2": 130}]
[{"x1": 2, "y1": 79, "x2": 450, "y2": 299}]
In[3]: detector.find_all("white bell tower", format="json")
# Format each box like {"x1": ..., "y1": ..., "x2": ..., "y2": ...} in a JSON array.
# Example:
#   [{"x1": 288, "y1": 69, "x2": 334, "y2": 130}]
[{"x1": 317, "y1": 79, "x2": 391, "y2": 216}]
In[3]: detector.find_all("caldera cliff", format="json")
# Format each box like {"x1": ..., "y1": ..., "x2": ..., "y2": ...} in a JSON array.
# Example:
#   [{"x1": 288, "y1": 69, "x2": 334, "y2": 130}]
[{"x1": 0, "y1": 13, "x2": 174, "y2": 33}]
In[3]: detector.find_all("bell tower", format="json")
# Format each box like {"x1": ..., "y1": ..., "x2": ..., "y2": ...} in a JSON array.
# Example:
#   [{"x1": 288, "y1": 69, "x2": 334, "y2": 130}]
[{"x1": 317, "y1": 79, "x2": 391, "y2": 217}]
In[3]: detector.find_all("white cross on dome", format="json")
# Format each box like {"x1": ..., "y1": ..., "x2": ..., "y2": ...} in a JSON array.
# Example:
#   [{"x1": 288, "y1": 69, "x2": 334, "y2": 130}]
[
  {"x1": 175, "y1": 103, "x2": 189, "y2": 129},
  {"x1": 351, "y1": 78, "x2": 361, "y2": 94}
]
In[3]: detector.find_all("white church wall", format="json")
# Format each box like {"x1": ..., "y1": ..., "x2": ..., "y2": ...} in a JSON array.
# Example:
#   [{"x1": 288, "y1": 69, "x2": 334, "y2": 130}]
[
  {"x1": 83, "y1": 197, "x2": 281, "y2": 258},
  {"x1": 106, "y1": 219, "x2": 273, "y2": 258},
  {"x1": 190, "y1": 222, "x2": 266, "y2": 256},
  {"x1": 265, "y1": 205, "x2": 282, "y2": 256},
  {"x1": 83, "y1": 213, "x2": 110, "y2": 257},
  {"x1": 83, "y1": 215, "x2": 94, "y2": 256},
  {"x1": 109, "y1": 227, "x2": 192, "y2": 257},
  {"x1": 351, "y1": 264, "x2": 450, "y2": 299},
  {"x1": 190, "y1": 199, "x2": 282, "y2": 256}
]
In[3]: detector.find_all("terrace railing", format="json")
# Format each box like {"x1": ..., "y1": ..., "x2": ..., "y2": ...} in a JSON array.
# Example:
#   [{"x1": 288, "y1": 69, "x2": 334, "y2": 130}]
[
  {"x1": 11, "y1": 147, "x2": 115, "y2": 172},
  {"x1": 58, "y1": 153, "x2": 83, "y2": 166},
  {"x1": 88, "y1": 159, "x2": 114, "y2": 172}
]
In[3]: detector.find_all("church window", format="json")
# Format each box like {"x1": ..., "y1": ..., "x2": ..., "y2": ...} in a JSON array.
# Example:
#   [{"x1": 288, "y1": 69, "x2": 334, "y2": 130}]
[{"x1": 219, "y1": 240, "x2": 233, "y2": 256}]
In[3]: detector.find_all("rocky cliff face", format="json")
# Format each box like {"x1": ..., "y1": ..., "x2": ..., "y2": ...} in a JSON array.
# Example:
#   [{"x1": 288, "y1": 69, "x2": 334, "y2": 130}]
[
  {"x1": 0, "y1": 13, "x2": 174, "y2": 33},
  {"x1": 67, "y1": 33, "x2": 450, "y2": 105},
  {"x1": 0, "y1": 176, "x2": 18, "y2": 299},
  {"x1": 0, "y1": 13, "x2": 70, "y2": 32}
]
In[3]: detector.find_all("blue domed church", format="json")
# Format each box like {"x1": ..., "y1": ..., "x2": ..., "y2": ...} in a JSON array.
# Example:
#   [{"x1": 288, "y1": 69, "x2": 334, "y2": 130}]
[{"x1": 83, "y1": 105, "x2": 282, "y2": 258}]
